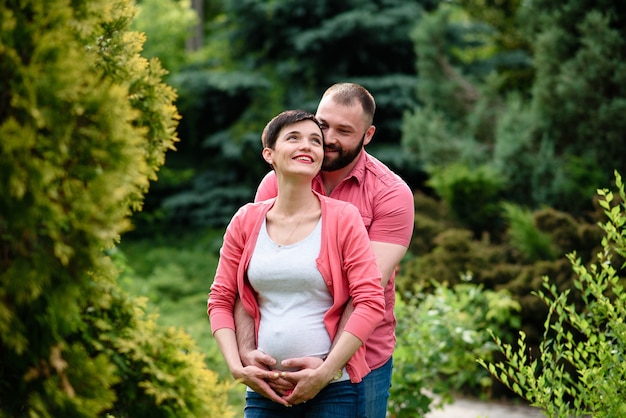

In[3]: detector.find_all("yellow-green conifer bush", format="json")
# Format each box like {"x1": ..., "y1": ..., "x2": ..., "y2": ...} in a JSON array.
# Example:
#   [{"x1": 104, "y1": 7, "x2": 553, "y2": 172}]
[{"x1": 0, "y1": 0, "x2": 232, "y2": 416}]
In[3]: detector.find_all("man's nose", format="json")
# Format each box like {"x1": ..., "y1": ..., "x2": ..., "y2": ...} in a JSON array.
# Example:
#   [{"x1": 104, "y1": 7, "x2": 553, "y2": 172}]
[{"x1": 323, "y1": 128, "x2": 338, "y2": 144}]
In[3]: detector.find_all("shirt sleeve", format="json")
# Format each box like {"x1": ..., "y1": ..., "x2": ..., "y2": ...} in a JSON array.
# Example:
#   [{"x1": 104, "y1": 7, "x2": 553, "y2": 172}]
[
  {"x1": 340, "y1": 205, "x2": 385, "y2": 342},
  {"x1": 207, "y1": 208, "x2": 245, "y2": 333},
  {"x1": 254, "y1": 171, "x2": 278, "y2": 202},
  {"x1": 368, "y1": 181, "x2": 414, "y2": 247}
]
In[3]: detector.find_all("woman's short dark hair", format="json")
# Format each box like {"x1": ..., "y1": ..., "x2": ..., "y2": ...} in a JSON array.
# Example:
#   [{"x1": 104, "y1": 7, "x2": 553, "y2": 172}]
[{"x1": 261, "y1": 109, "x2": 323, "y2": 149}]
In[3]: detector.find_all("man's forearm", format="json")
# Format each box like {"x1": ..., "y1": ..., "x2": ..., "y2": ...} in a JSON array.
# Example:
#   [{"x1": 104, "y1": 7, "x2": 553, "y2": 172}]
[
  {"x1": 330, "y1": 301, "x2": 354, "y2": 350},
  {"x1": 234, "y1": 297, "x2": 256, "y2": 361},
  {"x1": 213, "y1": 328, "x2": 244, "y2": 375}
]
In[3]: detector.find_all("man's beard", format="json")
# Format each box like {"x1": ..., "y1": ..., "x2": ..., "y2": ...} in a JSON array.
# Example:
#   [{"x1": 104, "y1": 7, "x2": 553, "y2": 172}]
[{"x1": 322, "y1": 134, "x2": 365, "y2": 172}]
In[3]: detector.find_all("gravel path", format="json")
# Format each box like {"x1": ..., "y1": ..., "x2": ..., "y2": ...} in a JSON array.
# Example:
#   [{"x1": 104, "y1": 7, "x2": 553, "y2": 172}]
[{"x1": 425, "y1": 397, "x2": 545, "y2": 418}]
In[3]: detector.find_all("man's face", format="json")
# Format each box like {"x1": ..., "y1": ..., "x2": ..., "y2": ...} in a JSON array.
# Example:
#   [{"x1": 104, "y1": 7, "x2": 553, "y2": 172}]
[{"x1": 315, "y1": 96, "x2": 371, "y2": 172}]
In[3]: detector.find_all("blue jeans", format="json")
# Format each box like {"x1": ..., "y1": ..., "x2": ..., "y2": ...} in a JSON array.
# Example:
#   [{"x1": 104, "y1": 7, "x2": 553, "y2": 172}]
[
  {"x1": 245, "y1": 380, "x2": 360, "y2": 418},
  {"x1": 360, "y1": 357, "x2": 393, "y2": 418}
]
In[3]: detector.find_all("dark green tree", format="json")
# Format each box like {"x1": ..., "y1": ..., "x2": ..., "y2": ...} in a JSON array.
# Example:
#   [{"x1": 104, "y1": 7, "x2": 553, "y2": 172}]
[
  {"x1": 403, "y1": 0, "x2": 626, "y2": 225},
  {"x1": 154, "y1": 0, "x2": 439, "y2": 229},
  {"x1": 456, "y1": 0, "x2": 533, "y2": 92},
  {"x1": 518, "y1": 1, "x2": 626, "y2": 210},
  {"x1": 222, "y1": 0, "x2": 440, "y2": 143}
]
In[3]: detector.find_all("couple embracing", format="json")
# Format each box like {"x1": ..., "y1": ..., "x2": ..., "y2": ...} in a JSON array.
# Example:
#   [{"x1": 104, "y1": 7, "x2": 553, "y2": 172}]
[{"x1": 208, "y1": 83, "x2": 414, "y2": 418}]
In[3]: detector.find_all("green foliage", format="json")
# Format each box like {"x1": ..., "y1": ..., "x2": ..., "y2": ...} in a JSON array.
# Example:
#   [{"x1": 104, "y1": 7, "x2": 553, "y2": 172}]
[
  {"x1": 116, "y1": 230, "x2": 246, "y2": 411},
  {"x1": 132, "y1": 0, "x2": 198, "y2": 74},
  {"x1": 143, "y1": 0, "x2": 441, "y2": 229},
  {"x1": 491, "y1": 92, "x2": 538, "y2": 201},
  {"x1": 524, "y1": 5, "x2": 626, "y2": 166},
  {"x1": 521, "y1": 3, "x2": 626, "y2": 212},
  {"x1": 479, "y1": 171, "x2": 626, "y2": 417},
  {"x1": 399, "y1": 227, "x2": 507, "y2": 296},
  {"x1": 402, "y1": 106, "x2": 487, "y2": 169},
  {"x1": 411, "y1": 5, "x2": 482, "y2": 122},
  {"x1": 491, "y1": 93, "x2": 604, "y2": 212},
  {"x1": 404, "y1": 0, "x2": 625, "y2": 216},
  {"x1": 116, "y1": 231, "x2": 223, "y2": 361},
  {"x1": 224, "y1": 0, "x2": 430, "y2": 82},
  {"x1": 456, "y1": 0, "x2": 532, "y2": 92},
  {"x1": 428, "y1": 163, "x2": 505, "y2": 235},
  {"x1": 147, "y1": 69, "x2": 275, "y2": 230},
  {"x1": 0, "y1": 0, "x2": 231, "y2": 416},
  {"x1": 84, "y1": 277, "x2": 234, "y2": 418},
  {"x1": 407, "y1": 191, "x2": 456, "y2": 257},
  {"x1": 401, "y1": 185, "x2": 606, "y2": 366},
  {"x1": 160, "y1": 161, "x2": 256, "y2": 228},
  {"x1": 502, "y1": 202, "x2": 555, "y2": 262},
  {"x1": 390, "y1": 282, "x2": 521, "y2": 417}
]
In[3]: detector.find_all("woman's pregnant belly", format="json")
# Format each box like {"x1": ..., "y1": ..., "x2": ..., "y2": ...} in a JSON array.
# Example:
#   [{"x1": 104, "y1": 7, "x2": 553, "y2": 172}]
[{"x1": 257, "y1": 311, "x2": 331, "y2": 371}]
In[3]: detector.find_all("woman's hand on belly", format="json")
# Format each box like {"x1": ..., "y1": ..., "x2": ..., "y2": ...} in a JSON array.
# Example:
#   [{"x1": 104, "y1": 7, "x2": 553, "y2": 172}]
[
  {"x1": 231, "y1": 365, "x2": 289, "y2": 406},
  {"x1": 281, "y1": 362, "x2": 334, "y2": 406},
  {"x1": 267, "y1": 356, "x2": 324, "y2": 395},
  {"x1": 281, "y1": 356, "x2": 324, "y2": 371}
]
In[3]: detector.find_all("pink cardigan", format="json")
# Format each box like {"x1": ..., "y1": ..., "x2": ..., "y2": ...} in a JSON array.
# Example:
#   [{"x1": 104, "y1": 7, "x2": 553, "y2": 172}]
[
  {"x1": 255, "y1": 150, "x2": 415, "y2": 369},
  {"x1": 208, "y1": 193, "x2": 385, "y2": 382}
]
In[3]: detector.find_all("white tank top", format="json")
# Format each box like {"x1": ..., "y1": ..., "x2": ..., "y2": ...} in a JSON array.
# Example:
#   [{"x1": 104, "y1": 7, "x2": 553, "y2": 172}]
[{"x1": 248, "y1": 217, "x2": 331, "y2": 369}]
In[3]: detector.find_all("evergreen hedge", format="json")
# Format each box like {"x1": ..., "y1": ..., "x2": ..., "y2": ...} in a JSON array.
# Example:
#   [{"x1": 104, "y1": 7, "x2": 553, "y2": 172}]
[{"x1": 0, "y1": 0, "x2": 232, "y2": 416}]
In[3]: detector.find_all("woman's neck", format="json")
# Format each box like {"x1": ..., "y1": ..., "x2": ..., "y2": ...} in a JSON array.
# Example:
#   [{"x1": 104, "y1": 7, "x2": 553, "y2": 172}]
[{"x1": 273, "y1": 178, "x2": 317, "y2": 217}]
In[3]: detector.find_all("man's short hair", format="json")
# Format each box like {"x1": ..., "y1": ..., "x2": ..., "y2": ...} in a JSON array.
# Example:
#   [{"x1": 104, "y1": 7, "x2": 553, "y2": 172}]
[{"x1": 322, "y1": 83, "x2": 376, "y2": 126}]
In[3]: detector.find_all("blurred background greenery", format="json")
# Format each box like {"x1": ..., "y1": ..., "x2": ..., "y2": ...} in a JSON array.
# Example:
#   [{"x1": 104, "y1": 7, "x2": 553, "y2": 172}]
[{"x1": 118, "y1": 0, "x2": 626, "y2": 413}]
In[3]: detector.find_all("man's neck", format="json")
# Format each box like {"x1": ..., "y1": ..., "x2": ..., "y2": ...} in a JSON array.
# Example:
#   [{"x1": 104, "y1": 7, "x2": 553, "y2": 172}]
[{"x1": 320, "y1": 156, "x2": 360, "y2": 196}]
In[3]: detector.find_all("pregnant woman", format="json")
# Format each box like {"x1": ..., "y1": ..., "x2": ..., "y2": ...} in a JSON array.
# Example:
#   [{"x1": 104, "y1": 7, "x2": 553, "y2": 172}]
[{"x1": 208, "y1": 109, "x2": 385, "y2": 418}]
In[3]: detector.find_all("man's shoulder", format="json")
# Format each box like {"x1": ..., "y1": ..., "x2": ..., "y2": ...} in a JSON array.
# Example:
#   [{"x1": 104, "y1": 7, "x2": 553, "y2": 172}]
[
  {"x1": 318, "y1": 193, "x2": 357, "y2": 210},
  {"x1": 361, "y1": 152, "x2": 410, "y2": 190}
]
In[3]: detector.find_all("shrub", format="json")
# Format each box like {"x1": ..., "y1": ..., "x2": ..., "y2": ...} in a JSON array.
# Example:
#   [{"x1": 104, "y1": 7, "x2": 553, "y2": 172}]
[
  {"x1": 0, "y1": 0, "x2": 232, "y2": 416},
  {"x1": 428, "y1": 163, "x2": 506, "y2": 236},
  {"x1": 84, "y1": 277, "x2": 234, "y2": 418},
  {"x1": 502, "y1": 202, "x2": 556, "y2": 262},
  {"x1": 479, "y1": 170, "x2": 626, "y2": 417},
  {"x1": 398, "y1": 227, "x2": 509, "y2": 296},
  {"x1": 389, "y1": 281, "x2": 521, "y2": 417}
]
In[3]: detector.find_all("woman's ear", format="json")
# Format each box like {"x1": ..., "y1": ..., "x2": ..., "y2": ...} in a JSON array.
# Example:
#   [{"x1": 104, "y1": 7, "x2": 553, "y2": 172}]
[{"x1": 262, "y1": 147, "x2": 273, "y2": 165}]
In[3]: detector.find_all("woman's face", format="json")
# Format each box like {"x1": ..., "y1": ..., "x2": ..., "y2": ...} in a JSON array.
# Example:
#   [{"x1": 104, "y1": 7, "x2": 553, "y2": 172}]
[{"x1": 264, "y1": 119, "x2": 324, "y2": 178}]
